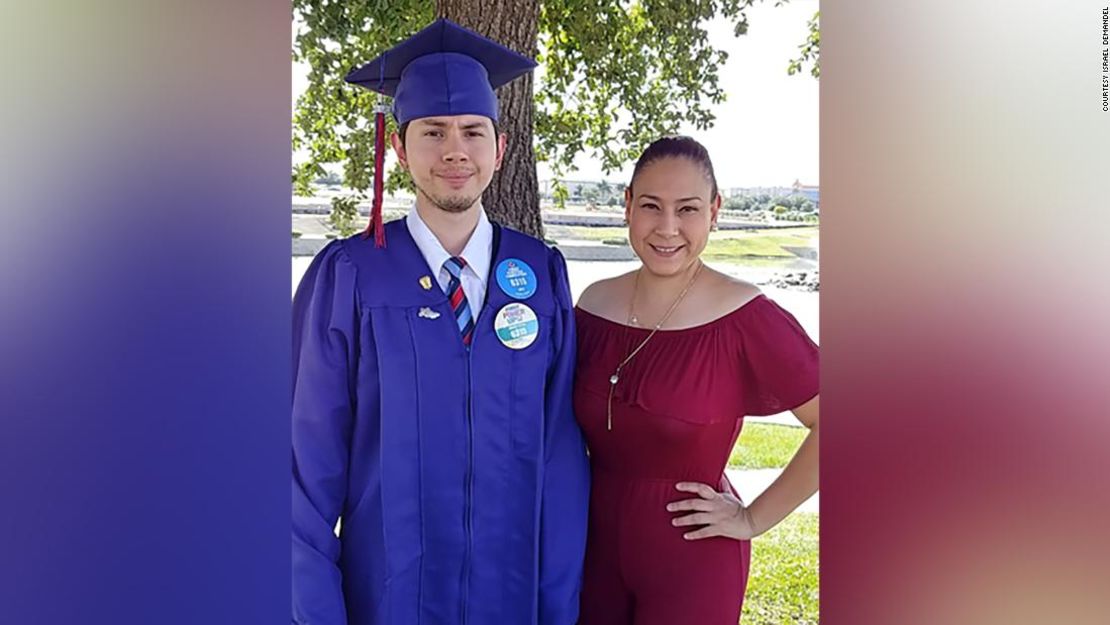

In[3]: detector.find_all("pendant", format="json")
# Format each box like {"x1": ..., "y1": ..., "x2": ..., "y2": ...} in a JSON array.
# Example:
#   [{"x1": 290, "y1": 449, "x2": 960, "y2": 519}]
[{"x1": 609, "y1": 374, "x2": 619, "y2": 385}]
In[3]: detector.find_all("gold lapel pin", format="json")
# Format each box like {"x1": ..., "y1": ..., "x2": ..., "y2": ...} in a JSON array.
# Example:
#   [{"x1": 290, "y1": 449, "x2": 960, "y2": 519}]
[{"x1": 419, "y1": 275, "x2": 433, "y2": 290}]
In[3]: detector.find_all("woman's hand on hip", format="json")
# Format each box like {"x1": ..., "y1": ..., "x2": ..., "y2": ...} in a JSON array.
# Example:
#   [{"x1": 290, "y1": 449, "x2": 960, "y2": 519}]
[{"x1": 667, "y1": 481, "x2": 760, "y2": 541}]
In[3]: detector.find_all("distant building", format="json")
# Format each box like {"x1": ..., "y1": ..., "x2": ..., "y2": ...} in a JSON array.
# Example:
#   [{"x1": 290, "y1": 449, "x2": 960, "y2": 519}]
[
  {"x1": 723, "y1": 186, "x2": 793, "y2": 199},
  {"x1": 792, "y1": 180, "x2": 820, "y2": 206},
  {"x1": 721, "y1": 182, "x2": 819, "y2": 208}
]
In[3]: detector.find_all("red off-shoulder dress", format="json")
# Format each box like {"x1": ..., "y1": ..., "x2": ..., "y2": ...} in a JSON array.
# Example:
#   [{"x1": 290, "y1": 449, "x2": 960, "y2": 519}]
[{"x1": 573, "y1": 294, "x2": 819, "y2": 625}]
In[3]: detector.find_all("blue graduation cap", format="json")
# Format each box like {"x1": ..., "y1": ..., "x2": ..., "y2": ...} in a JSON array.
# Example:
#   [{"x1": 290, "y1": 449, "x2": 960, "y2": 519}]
[{"x1": 346, "y1": 18, "x2": 538, "y2": 124}]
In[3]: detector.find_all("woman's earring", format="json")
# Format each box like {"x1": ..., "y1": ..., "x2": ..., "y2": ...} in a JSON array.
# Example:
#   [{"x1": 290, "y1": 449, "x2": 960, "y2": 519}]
[{"x1": 711, "y1": 222, "x2": 719, "y2": 231}]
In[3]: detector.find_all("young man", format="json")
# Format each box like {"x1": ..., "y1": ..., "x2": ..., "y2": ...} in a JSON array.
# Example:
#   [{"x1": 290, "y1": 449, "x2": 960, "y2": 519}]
[{"x1": 292, "y1": 19, "x2": 590, "y2": 625}]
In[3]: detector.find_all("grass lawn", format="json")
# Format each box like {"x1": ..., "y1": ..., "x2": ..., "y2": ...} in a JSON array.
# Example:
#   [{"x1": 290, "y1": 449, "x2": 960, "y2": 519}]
[
  {"x1": 702, "y1": 237, "x2": 796, "y2": 259},
  {"x1": 729, "y1": 422, "x2": 808, "y2": 469},
  {"x1": 740, "y1": 512, "x2": 819, "y2": 625},
  {"x1": 703, "y1": 228, "x2": 817, "y2": 261}
]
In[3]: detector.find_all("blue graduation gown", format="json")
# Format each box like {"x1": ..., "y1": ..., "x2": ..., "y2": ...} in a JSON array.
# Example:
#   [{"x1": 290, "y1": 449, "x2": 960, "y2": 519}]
[{"x1": 292, "y1": 219, "x2": 590, "y2": 625}]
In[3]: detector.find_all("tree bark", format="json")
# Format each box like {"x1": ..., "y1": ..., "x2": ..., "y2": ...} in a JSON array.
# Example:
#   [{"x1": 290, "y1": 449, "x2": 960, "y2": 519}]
[{"x1": 437, "y1": 0, "x2": 544, "y2": 239}]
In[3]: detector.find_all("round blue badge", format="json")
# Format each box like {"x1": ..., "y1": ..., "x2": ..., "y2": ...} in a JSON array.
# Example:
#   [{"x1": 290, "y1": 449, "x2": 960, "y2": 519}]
[{"x1": 495, "y1": 258, "x2": 538, "y2": 300}]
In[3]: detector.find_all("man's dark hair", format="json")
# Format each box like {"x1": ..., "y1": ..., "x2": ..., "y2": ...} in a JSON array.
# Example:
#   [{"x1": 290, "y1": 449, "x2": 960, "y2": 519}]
[{"x1": 629, "y1": 135, "x2": 719, "y2": 199}]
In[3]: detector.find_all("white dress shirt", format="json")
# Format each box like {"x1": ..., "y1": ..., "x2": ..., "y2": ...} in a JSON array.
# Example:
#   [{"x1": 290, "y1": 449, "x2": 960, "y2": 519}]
[{"x1": 406, "y1": 206, "x2": 493, "y2": 318}]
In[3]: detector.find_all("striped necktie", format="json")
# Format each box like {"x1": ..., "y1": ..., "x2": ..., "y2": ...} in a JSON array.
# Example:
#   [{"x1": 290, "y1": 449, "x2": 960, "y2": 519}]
[{"x1": 443, "y1": 256, "x2": 475, "y2": 347}]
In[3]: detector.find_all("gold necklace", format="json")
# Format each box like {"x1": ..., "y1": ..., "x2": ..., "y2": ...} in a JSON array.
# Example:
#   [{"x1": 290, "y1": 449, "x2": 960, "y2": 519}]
[
  {"x1": 627, "y1": 270, "x2": 643, "y2": 326},
  {"x1": 607, "y1": 261, "x2": 704, "y2": 431}
]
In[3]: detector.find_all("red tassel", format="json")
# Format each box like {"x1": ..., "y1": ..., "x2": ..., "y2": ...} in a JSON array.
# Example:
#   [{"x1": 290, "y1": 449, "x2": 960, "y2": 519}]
[{"x1": 367, "y1": 107, "x2": 387, "y2": 247}]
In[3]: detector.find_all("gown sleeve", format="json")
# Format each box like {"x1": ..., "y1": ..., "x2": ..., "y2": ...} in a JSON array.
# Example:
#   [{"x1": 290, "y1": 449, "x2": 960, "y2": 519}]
[
  {"x1": 537, "y1": 247, "x2": 591, "y2": 625},
  {"x1": 738, "y1": 298, "x2": 820, "y2": 417},
  {"x1": 292, "y1": 241, "x2": 360, "y2": 625}
]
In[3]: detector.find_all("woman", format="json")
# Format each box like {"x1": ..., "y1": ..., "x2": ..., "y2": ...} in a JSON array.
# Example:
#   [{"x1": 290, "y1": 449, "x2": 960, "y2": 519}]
[{"x1": 573, "y1": 136, "x2": 819, "y2": 624}]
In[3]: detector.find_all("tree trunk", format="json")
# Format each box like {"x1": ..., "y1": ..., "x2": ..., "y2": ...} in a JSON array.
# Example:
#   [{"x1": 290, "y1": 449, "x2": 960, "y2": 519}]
[{"x1": 437, "y1": 0, "x2": 544, "y2": 239}]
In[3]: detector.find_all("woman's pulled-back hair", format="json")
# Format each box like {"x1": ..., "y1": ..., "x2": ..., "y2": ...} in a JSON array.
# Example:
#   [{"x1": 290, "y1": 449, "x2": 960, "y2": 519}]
[{"x1": 628, "y1": 135, "x2": 719, "y2": 200}]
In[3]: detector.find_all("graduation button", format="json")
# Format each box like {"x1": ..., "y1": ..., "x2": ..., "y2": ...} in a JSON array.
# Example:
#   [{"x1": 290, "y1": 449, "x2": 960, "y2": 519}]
[
  {"x1": 495, "y1": 258, "x2": 538, "y2": 300},
  {"x1": 494, "y1": 303, "x2": 539, "y2": 350}
]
